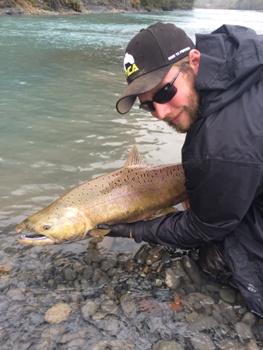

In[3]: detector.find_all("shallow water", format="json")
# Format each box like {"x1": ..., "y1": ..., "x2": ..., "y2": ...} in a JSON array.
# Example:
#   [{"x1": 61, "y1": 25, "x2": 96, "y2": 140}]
[{"x1": 0, "y1": 8, "x2": 263, "y2": 349}]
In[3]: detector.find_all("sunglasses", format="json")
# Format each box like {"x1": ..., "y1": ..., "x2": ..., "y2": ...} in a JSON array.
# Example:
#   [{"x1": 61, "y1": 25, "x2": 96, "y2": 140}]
[{"x1": 139, "y1": 62, "x2": 188, "y2": 112}]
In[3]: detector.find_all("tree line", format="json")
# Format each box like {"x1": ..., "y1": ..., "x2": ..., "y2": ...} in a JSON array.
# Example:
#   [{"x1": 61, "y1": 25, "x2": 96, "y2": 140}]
[{"x1": 194, "y1": 0, "x2": 263, "y2": 10}]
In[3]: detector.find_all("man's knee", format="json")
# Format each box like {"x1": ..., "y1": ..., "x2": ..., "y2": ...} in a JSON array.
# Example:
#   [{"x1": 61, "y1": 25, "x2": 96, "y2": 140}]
[{"x1": 197, "y1": 243, "x2": 232, "y2": 283}]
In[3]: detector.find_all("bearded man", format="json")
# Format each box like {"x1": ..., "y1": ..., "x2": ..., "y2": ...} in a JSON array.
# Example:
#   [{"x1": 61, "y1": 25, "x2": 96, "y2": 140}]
[{"x1": 99, "y1": 23, "x2": 263, "y2": 317}]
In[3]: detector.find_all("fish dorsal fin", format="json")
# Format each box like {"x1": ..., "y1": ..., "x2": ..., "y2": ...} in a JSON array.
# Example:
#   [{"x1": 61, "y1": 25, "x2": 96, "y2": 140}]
[{"x1": 124, "y1": 145, "x2": 149, "y2": 169}]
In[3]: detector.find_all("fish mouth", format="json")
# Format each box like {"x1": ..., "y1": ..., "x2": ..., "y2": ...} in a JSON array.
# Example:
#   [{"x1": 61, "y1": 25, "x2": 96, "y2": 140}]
[
  {"x1": 16, "y1": 220, "x2": 56, "y2": 245},
  {"x1": 18, "y1": 233, "x2": 55, "y2": 245}
]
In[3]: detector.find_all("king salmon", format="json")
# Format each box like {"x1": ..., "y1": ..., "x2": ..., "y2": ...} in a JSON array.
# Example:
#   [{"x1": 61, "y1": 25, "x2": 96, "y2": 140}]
[{"x1": 16, "y1": 146, "x2": 187, "y2": 245}]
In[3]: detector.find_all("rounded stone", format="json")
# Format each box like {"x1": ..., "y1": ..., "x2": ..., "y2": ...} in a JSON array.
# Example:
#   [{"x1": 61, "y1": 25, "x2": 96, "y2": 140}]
[{"x1": 44, "y1": 302, "x2": 71, "y2": 324}]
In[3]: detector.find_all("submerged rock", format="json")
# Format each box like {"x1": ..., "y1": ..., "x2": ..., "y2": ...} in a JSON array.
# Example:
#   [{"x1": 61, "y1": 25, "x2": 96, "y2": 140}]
[{"x1": 44, "y1": 302, "x2": 71, "y2": 324}]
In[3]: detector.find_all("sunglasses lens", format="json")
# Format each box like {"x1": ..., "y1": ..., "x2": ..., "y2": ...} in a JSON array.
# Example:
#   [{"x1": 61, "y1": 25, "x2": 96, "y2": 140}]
[
  {"x1": 154, "y1": 84, "x2": 177, "y2": 104},
  {"x1": 139, "y1": 102, "x2": 155, "y2": 112}
]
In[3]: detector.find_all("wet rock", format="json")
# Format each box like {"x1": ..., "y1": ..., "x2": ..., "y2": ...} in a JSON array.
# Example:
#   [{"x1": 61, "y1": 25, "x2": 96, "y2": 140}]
[
  {"x1": 164, "y1": 268, "x2": 180, "y2": 290},
  {"x1": 85, "y1": 248, "x2": 102, "y2": 263},
  {"x1": 101, "y1": 256, "x2": 117, "y2": 271},
  {"x1": 187, "y1": 315, "x2": 219, "y2": 332},
  {"x1": 171, "y1": 259, "x2": 186, "y2": 278},
  {"x1": 211, "y1": 304, "x2": 225, "y2": 323},
  {"x1": 190, "y1": 333, "x2": 215, "y2": 350},
  {"x1": 62, "y1": 266, "x2": 77, "y2": 281},
  {"x1": 82, "y1": 265, "x2": 93, "y2": 279},
  {"x1": 67, "y1": 338, "x2": 87, "y2": 349},
  {"x1": 241, "y1": 312, "x2": 257, "y2": 327},
  {"x1": 188, "y1": 292, "x2": 214, "y2": 307},
  {"x1": 117, "y1": 253, "x2": 131, "y2": 265},
  {"x1": 6, "y1": 288, "x2": 26, "y2": 302},
  {"x1": 206, "y1": 282, "x2": 221, "y2": 292},
  {"x1": 119, "y1": 293, "x2": 137, "y2": 318},
  {"x1": 0, "y1": 296, "x2": 10, "y2": 314},
  {"x1": 125, "y1": 259, "x2": 135, "y2": 272},
  {"x1": 181, "y1": 255, "x2": 202, "y2": 286},
  {"x1": 138, "y1": 270, "x2": 146, "y2": 278},
  {"x1": 219, "y1": 301, "x2": 240, "y2": 324},
  {"x1": 154, "y1": 340, "x2": 183, "y2": 350},
  {"x1": 95, "y1": 314, "x2": 120, "y2": 336},
  {"x1": 44, "y1": 302, "x2": 71, "y2": 324},
  {"x1": 92, "y1": 268, "x2": 107, "y2": 284},
  {"x1": 81, "y1": 300, "x2": 100, "y2": 320},
  {"x1": 216, "y1": 338, "x2": 244, "y2": 350},
  {"x1": 161, "y1": 252, "x2": 171, "y2": 265},
  {"x1": 134, "y1": 244, "x2": 152, "y2": 265},
  {"x1": 146, "y1": 245, "x2": 164, "y2": 265},
  {"x1": 234, "y1": 322, "x2": 254, "y2": 341},
  {"x1": 35, "y1": 339, "x2": 57, "y2": 350},
  {"x1": 245, "y1": 339, "x2": 261, "y2": 350},
  {"x1": 219, "y1": 286, "x2": 237, "y2": 304},
  {"x1": 0, "y1": 264, "x2": 12, "y2": 274},
  {"x1": 100, "y1": 299, "x2": 118, "y2": 314},
  {"x1": 92, "y1": 340, "x2": 135, "y2": 350}
]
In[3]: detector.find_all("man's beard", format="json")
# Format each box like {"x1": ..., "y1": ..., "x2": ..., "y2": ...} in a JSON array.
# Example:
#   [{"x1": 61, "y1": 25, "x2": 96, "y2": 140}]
[{"x1": 166, "y1": 88, "x2": 199, "y2": 134}]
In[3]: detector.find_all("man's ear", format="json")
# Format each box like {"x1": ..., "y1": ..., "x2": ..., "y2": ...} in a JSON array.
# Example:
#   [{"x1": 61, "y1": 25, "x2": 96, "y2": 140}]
[{"x1": 188, "y1": 49, "x2": 201, "y2": 76}]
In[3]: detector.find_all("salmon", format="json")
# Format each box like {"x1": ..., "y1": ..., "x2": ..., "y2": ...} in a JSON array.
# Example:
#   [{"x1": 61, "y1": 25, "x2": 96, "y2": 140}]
[{"x1": 16, "y1": 146, "x2": 187, "y2": 245}]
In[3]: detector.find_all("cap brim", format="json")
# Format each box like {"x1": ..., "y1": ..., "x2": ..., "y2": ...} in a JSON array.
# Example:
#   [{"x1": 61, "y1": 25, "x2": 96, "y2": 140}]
[{"x1": 116, "y1": 64, "x2": 173, "y2": 114}]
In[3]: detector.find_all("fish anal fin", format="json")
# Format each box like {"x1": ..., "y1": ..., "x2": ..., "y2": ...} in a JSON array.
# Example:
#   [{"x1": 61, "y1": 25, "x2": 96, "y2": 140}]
[
  {"x1": 88, "y1": 228, "x2": 110, "y2": 238},
  {"x1": 124, "y1": 145, "x2": 149, "y2": 169},
  {"x1": 145, "y1": 207, "x2": 178, "y2": 220}
]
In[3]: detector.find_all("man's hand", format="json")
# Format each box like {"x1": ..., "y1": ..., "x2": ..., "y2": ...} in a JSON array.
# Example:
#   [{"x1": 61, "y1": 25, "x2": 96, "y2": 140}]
[{"x1": 97, "y1": 224, "x2": 133, "y2": 238}]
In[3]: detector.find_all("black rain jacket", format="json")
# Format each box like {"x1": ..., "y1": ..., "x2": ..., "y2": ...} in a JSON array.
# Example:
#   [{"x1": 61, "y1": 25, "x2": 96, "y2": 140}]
[{"x1": 133, "y1": 25, "x2": 263, "y2": 317}]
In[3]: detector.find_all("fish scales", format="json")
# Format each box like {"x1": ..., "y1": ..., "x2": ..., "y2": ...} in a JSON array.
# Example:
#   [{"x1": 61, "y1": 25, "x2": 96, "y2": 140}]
[{"x1": 16, "y1": 146, "x2": 187, "y2": 245}]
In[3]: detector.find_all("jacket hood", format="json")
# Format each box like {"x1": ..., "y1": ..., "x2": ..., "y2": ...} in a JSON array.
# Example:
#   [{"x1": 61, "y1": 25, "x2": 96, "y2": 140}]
[{"x1": 195, "y1": 25, "x2": 263, "y2": 118}]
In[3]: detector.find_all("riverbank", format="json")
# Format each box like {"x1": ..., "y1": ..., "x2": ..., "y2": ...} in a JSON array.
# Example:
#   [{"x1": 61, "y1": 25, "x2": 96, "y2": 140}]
[
  {"x1": 0, "y1": 0, "x2": 156, "y2": 16},
  {"x1": 0, "y1": 236, "x2": 263, "y2": 349},
  {"x1": 0, "y1": 0, "x2": 138, "y2": 15}
]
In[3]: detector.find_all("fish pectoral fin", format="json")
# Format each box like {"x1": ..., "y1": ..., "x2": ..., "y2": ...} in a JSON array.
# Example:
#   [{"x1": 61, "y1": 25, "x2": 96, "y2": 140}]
[
  {"x1": 88, "y1": 228, "x2": 111, "y2": 238},
  {"x1": 146, "y1": 207, "x2": 178, "y2": 220}
]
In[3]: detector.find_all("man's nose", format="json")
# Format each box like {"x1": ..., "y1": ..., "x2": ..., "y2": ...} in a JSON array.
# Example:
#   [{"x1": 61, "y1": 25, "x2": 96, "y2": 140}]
[{"x1": 152, "y1": 102, "x2": 171, "y2": 120}]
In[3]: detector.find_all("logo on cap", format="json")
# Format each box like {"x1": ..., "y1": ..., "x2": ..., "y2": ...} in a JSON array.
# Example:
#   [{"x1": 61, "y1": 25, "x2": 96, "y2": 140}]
[{"x1": 124, "y1": 53, "x2": 139, "y2": 78}]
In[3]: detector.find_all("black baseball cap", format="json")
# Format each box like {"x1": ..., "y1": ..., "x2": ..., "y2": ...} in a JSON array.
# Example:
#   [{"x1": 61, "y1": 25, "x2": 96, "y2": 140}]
[{"x1": 116, "y1": 22, "x2": 195, "y2": 114}]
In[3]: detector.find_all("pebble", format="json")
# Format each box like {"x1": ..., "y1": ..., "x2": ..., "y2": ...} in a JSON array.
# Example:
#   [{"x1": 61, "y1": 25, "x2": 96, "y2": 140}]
[
  {"x1": 164, "y1": 268, "x2": 180, "y2": 290},
  {"x1": 133, "y1": 244, "x2": 151, "y2": 265},
  {"x1": 190, "y1": 333, "x2": 215, "y2": 350},
  {"x1": 234, "y1": 322, "x2": 255, "y2": 341},
  {"x1": 44, "y1": 302, "x2": 71, "y2": 324},
  {"x1": 119, "y1": 293, "x2": 137, "y2": 318},
  {"x1": 181, "y1": 255, "x2": 202, "y2": 286},
  {"x1": 219, "y1": 286, "x2": 237, "y2": 303},
  {"x1": 81, "y1": 301, "x2": 99, "y2": 320},
  {"x1": 100, "y1": 299, "x2": 118, "y2": 314},
  {"x1": 154, "y1": 340, "x2": 183, "y2": 350},
  {"x1": 187, "y1": 315, "x2": 219, "y2": 331},
  {"x1": 146, "y1": 245, "x2": 164, "y2": 265}
]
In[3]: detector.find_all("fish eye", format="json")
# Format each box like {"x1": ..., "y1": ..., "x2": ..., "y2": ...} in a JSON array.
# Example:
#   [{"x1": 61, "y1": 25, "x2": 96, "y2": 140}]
[{"x1": 42, "y1": 224, "x2": 52, "y2": 230}]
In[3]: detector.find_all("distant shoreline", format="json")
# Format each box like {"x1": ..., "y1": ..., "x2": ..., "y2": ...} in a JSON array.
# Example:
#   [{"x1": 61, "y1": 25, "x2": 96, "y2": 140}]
[{"x1": 0, "y1": 4, "x2": 262, "y2": 16}]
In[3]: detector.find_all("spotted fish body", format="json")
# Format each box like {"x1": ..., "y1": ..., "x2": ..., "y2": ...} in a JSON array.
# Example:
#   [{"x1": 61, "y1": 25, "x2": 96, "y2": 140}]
[{"x1": 16, "y1": 146, "x2": 187, "y2": 245}]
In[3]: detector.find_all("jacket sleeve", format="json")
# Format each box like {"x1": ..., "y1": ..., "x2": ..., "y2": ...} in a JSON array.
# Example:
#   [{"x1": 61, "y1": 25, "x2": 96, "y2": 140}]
[{"x1": 132, "y1": 160, "x2": 262, "y2": 249}]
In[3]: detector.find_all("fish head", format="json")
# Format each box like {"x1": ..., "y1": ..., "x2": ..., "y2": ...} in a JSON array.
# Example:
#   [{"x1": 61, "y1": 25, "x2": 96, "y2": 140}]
[{"x1": 16, "y1": 204, "x2": 91, "y2": 245}]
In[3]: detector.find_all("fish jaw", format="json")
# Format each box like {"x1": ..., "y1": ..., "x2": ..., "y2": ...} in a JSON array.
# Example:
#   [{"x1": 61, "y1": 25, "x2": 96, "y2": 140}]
[
  {"x1": 18, "y1": 233, "x2": 55, "y2": 245},
  {"x1": 15, "y1": 206, "x2": 92, "y2": 245}
]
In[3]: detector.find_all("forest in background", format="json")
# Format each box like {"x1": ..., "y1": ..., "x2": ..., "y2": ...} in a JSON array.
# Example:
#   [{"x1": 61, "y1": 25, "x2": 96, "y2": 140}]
[
  {"x1": 0, "y1": 0, "x2": 195, "y2": 14},
  {"x1": 0, "y1": 0, "x2": 262, "y2": 15}
]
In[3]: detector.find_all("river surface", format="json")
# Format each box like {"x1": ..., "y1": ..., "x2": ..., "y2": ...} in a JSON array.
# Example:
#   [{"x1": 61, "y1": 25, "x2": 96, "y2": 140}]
[{"x1": 0, "y1": 8, "x2": 263, "y2": 350}]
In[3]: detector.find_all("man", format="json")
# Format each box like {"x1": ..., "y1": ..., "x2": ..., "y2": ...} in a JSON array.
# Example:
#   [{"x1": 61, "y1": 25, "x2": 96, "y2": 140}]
[{"x1": 99, "y1": 23, "x2": 263, "y2": 317}]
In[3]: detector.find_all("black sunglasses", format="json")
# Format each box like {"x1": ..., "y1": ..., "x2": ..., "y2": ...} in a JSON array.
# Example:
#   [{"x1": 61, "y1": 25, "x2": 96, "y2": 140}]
[{"x1": 139, "y1": 62, "x2": 188, "y2": 112}]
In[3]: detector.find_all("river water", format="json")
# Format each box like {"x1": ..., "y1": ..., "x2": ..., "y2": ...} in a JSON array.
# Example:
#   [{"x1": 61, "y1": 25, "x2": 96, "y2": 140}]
[{"x1": 1, "y1": 8, "x2": 263, "y2": 350}]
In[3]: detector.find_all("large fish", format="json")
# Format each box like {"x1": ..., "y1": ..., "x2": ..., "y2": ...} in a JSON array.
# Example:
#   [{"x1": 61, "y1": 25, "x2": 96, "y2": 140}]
[{"x1": 16, "y1": 146, "x2": 187, "y2": 245}]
